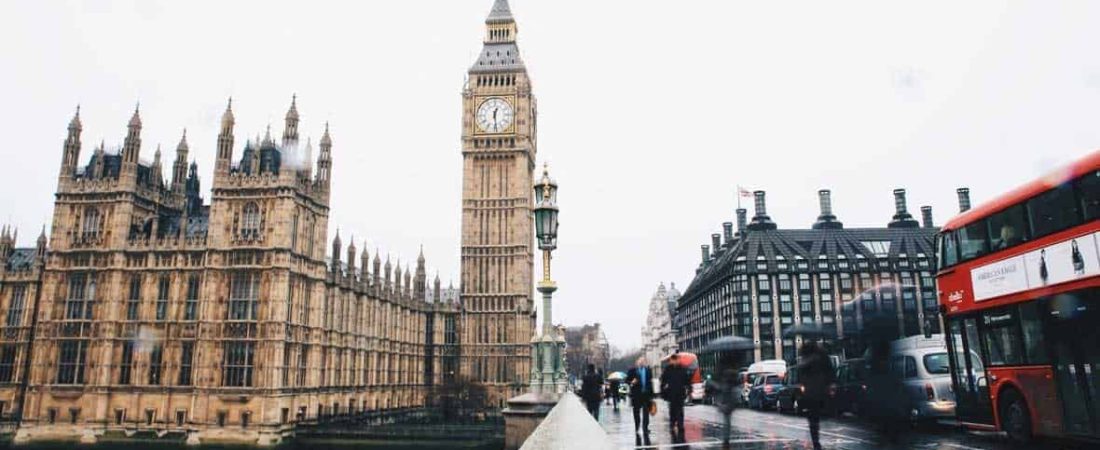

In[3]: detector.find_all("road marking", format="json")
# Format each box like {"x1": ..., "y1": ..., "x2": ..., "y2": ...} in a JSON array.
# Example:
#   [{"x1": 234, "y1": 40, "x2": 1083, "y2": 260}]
[
  {"x1": 939, "y1": 443, "x2": 991, "y2": 450},
  {"x1": 631, "y1": 438, "x2": 797, "y2": 449},
  {"x1": 747, "y1": 415, "x2": 872, "y2": 444}
]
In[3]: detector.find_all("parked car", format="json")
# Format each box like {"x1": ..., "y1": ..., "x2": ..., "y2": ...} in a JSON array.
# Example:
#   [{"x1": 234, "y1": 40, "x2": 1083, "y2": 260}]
[
  {"x1": 888, "y1": 334, "x2": 956, "y2": 421},
  {"x1": 741, "y1": 360, "x2": 787, "y2": 406},
  {"x1": 777, "y1": 366, "x2": 804, "y2": 414},
  {"x1": 831, "y1": 358, "x2": 868, "y2": 415},
  {"x1": 748, "y1": 373, "x2": 784, "y2": 410}
]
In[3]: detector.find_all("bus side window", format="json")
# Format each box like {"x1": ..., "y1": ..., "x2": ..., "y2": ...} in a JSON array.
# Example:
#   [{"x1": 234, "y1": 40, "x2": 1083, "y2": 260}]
[
  {"x1": 1027, "y1": 185, "x2": 1081, "y2": 239},
  {"x1": 1075, "y1": 169, "x2": 1100, "y2": 222},
  {"x1": 958, "y1": 220, "x2": 990, "y2": 262},
  {"x1": 939, "y1": 232, "x2": 959, "y2": 268},
  {"x1": 987, "y1": 204, "x2": 1029, "y2": 250},
  {"x1": 1018, "y1": 301, "x2": 1049, "y2": 364}
]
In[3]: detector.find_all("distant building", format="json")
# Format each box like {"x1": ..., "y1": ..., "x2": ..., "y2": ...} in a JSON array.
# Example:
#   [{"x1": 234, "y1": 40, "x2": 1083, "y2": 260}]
[
  {"x1": 641, "y1": 283, "x2": 680, "y2": 376},
  {"x1": 677, "y1": 189, "x2": 947, "y2": 376},
  {"x1": 564, "y1": 323, "x2": 610, "y2": 376},
  {"x1": 425, "y1": 282, "x2": 460, "y2": 304}
]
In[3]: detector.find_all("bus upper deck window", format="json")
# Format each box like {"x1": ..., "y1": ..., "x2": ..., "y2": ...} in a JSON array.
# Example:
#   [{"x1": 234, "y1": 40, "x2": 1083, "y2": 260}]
[
  {"x1": 939, "y1": 233, "x2": 959, "y2": 268},
  {"x1": 958, "y1": 221, "x2": 990, "y2": 261},
  {"x1": 1028, "y1": 185, "x2": 1081, "y2": 238},
  {"x1": 1075, "y1": 170, "x2": 1100, "y2": 221}
]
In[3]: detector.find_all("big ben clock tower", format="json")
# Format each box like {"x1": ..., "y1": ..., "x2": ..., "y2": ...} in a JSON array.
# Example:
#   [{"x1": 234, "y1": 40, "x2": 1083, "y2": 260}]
[{"x1": 460, "y1": 0, "x2": 538, "y2": 406}]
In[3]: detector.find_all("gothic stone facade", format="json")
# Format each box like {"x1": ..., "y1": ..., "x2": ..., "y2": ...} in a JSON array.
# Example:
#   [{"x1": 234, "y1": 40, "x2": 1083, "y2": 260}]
[
  {"x1": 0, "y1": 99, "x2": 461, "y2": 445},
  {"x1": 459, "y1": 0, "x2": 538, "y2": 407},
  {"x1": 641, "y1": 283, "x2": 680, "y2": 378}
]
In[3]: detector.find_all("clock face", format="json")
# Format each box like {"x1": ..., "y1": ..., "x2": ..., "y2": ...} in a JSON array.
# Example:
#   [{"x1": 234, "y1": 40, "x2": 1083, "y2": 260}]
[{"x1": 476, "y1": 98, "x2": 514, "y2": 133}]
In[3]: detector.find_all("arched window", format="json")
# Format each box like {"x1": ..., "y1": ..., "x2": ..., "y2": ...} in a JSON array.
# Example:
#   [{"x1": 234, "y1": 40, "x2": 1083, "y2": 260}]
[
  {"x1": 241, "y1": 202, "x2": 260, "y2": 239},
  {"x1": 82, "y1": 207, "x2": 100, "y2": 241}
]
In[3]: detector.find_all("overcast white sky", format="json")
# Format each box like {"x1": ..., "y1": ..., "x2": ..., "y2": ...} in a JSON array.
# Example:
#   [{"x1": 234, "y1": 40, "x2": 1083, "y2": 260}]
[{"x1": 1, "y1": 0, "x2": 1098, "y2": 349}]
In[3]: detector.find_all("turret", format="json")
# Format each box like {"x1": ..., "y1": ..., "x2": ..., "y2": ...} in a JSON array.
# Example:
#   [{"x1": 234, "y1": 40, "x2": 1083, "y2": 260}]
[
  {"x1": 360, "y1": 242, "x2": 370, "y2": 285},
  {"x1": 395, "y1": 262, "x2": 404, "y2": 298},
  {"x1": 331, "y1": 230, "x2": 342, "y2": 277},
  {"x1": 36, "y1": 226, "x2": 47, "y2": 262},
  {"x1": 433, "y1": 273, "x2": 441, "y2": 302},
  {"x1": 403, "y1": 263, "x2": 413, "y2": 298},
  {"x1": 283, "y1": 94, "x2": 299, "y2": 147},
  {"x1": 0, "y1": 226, "x2": 13, "y2": 261},
  {"x1": 346, "y1": 237, "x2": 357, "y2": 281},
  {"x1": 151, "y1": 145, "x2": 164, "y2": 187},
  {"x1": 373, "y1": 251, "x2": 382, "y2": 290},
  {"x1": 415, "y1": 246, "x2": 427, "y2": 300},
  {"x1": 172, "y1": 130, "x2": 189, "y2": 193},
  {"x1": 384, "y1": 256, "x2": 392, "y2": 293},
  {"x1": 120, "y1": 104, "x2": 142, "y2": 181},
  {"x1": 61, "y1": 105, "x2": 82, "y2": 179},
  {"x1": 215, "y1": 98, "x2": 235, "y2": 177},
  {"x1": 315, "y1": 123, "x2": 332, "y2": 190}
]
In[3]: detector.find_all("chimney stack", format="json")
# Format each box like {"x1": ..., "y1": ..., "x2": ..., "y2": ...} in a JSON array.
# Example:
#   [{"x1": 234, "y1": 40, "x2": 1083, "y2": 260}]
[
  {"x1": 893, "y1": 189, "x2": 909, "y2": 215},
  {"x1": 700, "y1": 245, "x2": 710, "y2": 265},
  {"x1": 813, "y1": 189, "x2": 843, "y2": 229},
  {"x1": 753, "y1": 191, "x2": 767, "y2": 217},
  {"x1": 819, "y1": 189, "x2": 833, "y2": 216},
  {"x1": 722, "y1": 222, "x2": 734, "y2": 246},
  {"x1": 957, "y1": 188, "x2": 971, "y2": 213},
  {"x1": 748, "y1": 191, "x2": 777, "y2": 230},
  {"x1": 736, "y1": 209, "x2": 748, "y2": 236},
  {"x1": 921, "y1": 206, "x2": 934, "y2": 228},
  {"x1": 711, "y1": 233, "x2": 722, "y2": 256},
  {"x1": 888, "y1": 188, "x2": 919, "y2": 228}
]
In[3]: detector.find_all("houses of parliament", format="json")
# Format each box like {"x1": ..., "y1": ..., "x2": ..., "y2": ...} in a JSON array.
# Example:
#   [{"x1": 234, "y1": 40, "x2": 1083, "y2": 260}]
[{"x1": 0, "y1": 0, "x2": 539, "y2": 445}]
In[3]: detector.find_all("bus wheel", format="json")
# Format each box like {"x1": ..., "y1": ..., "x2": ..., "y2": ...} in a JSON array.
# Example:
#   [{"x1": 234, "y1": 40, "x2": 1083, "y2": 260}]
[{"x1": 1000, "y1": 389, "x2": 1033, "y2": 445}]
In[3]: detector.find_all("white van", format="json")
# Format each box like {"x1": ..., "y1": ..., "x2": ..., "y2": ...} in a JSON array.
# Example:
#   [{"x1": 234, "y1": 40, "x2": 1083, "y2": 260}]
[{"x1": 740, "y1": 359, "x2": 787, "y2": 404}]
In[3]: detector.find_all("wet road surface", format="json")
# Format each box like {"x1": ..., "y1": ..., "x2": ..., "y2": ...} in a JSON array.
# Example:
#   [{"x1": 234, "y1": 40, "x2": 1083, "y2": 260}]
[{"x1": 593, "y1": 398, "x2": 1091, "y2": 449}]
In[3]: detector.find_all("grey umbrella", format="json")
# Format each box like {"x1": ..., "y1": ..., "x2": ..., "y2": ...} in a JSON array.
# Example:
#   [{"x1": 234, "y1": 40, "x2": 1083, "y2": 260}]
[
  {"x1": 782, "y1": 322, "x2": 826, "y2": 338},
  {"x1": 703, "y1": 335, "x2": 756, "y2": 353}
]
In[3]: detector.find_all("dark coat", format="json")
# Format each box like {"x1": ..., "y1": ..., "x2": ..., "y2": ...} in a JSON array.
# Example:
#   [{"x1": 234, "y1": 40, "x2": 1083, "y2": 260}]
[
  {"x1": 660, "y1": 365, "x2": 690, "y2": 404},
  {"x1": 581, "y1": 372, "x2": 603, "y2": 403},
  {"x1": 625, "y1": 366, "x2": 655, "y2": 400},
  {"x1": 796, "y1": 349, "x2": 835, "y2": 402}
]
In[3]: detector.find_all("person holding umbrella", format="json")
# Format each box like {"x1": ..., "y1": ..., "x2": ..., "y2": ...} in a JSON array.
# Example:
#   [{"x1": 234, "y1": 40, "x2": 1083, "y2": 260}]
[
  {"x1": 660, "y1": 353, "x2": 691, "y2": 439},
  {"x1": 607, "y1": 373, "x2": 623, "y2": 411},
  {"x1": 704, "y1": 335, "x2": 755, "y2": 448}
]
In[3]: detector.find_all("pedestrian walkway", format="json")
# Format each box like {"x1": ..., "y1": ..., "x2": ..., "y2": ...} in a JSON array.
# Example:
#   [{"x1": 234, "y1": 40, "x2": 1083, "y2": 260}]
[{"x1": 595, "y1": 399, "x2": 805, "y2": 449}]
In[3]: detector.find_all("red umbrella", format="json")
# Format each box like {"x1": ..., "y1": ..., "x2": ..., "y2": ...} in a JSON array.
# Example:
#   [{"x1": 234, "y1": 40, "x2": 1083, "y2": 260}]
[{"x1": 662, "y1": 352, "x2": 703, "y2": 384}]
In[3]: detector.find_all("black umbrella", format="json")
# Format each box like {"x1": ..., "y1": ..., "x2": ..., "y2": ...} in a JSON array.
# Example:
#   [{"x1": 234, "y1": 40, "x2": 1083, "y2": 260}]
[
  {"x1": 782, "y1": 322, "x2": 826, "y2": 338},
  {"x1": 703, "y1": 335, "x2": 756, "y2": 353}
]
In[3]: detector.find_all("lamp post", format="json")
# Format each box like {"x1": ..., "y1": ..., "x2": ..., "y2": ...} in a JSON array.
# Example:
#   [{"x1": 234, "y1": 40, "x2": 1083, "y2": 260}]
[{"x1": 531, "y1": 164, "x2": 566, "y2": 394}]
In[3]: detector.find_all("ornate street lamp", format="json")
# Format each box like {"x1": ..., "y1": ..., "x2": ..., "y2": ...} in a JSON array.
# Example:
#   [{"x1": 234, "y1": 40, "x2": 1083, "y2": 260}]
[{"x1": 530, "y1": 164, "x2": 566, "y2": 394}]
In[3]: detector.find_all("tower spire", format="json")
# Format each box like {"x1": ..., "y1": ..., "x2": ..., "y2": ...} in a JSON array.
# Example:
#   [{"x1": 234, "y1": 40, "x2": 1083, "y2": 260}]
[
  {"x1": 215, "y1": 97, "x2": 235, "y2": 178},
  {"x1": 172, "y1": 129, "x2": 190, "y2": 192},
  {"x1": 61, "y1": 104, "x2": 83, "y2": 178},
  {"x1": 283, "y1": 94, "x2": 300, "y2": 146}
]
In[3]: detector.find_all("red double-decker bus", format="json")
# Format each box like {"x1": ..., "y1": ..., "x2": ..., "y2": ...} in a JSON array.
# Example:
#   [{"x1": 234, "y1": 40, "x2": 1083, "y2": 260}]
[{"x1": 936, "y1": 150, "x2": 1100, "y2": 443}]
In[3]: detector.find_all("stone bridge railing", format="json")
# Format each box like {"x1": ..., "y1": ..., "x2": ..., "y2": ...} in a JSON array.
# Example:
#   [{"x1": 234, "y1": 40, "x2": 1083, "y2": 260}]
[{"x1": 517, "y1": 393, "x2": 616, "y2": 450}]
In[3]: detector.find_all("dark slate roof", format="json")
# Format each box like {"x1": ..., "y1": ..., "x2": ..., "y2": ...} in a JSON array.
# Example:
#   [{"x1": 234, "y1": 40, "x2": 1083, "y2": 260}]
[
  {"x1": 186, "y1": 210, "x2": 209, "y2": 239},
  {"x1": 682, "y1": 225, "x2": 938, "y2": 301},
  {"x1": 470, "y1": 43, "x2": 525, "y2": 73},
  {"x1": 5, "y1": 248, "x2": 37, "y2": 271}
]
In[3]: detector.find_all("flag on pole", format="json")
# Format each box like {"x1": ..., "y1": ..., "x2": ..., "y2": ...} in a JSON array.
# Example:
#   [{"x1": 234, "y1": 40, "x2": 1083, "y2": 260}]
[{"x1": 737, "y1": 186, "x2": 752, "y2": 209}]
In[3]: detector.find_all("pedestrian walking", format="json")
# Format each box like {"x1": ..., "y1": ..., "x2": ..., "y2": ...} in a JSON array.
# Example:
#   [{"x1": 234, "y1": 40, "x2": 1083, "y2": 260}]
[
  {"x1": 581, "y1": 364, "x2": 603, "y2": 420},
  {"x1": 625, "y1": 356, "x2": 655, "y2": 435},
  {"x1": 608, "y1": 377, "x2": 622, "y2": 411},
  {"x1": 706, "y1": 354, "x2": 742, "y2": 449},
  {"x1": 660, "y1": 353, "x2": 691, "y2": 439},
  {"x1": 795, "y1": 342, "x2": 835, "y2": 450}
]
